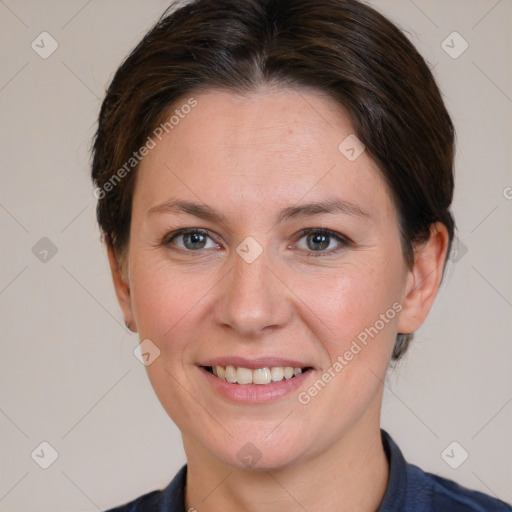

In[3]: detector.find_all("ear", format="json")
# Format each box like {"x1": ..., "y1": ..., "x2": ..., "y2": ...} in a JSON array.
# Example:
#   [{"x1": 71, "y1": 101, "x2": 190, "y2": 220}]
[
  {"x1": 398, "y1": 223, "x2": 450, "y2": 335},
  {"x1": 106, "y1": 242, "x2": 137, "y2": 332}
]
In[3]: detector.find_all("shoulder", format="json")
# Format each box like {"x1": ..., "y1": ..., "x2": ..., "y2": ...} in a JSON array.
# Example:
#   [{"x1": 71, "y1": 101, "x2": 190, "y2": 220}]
[
  {"x1": 380, "y1": 429, "x2": 511, "y2": 512},
  {"x1": 405, "y1": 462, "x2": 512, "y2": 512},
  {"x1": 103, "y1": 465, "x2": 187, "y2": 512},
  {"x1": 104, "y1": 490, "x2": 161, "y2": 512}
]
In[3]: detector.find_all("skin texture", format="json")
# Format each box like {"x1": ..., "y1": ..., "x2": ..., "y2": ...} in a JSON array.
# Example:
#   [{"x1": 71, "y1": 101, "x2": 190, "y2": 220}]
[{"x1": 108, "y1": 87, "x2": 449, "y2": 512}]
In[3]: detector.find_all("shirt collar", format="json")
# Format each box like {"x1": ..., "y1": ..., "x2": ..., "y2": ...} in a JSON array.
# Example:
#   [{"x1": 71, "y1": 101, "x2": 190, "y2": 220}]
[{"x1": 376, "y1": 429, "x2": 407, "y2": 511}]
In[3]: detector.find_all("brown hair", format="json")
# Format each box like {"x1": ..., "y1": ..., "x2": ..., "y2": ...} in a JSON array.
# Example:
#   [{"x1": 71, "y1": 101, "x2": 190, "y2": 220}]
[{"x1": 91, "y1": 0, "x2": 455, "y2": 359}]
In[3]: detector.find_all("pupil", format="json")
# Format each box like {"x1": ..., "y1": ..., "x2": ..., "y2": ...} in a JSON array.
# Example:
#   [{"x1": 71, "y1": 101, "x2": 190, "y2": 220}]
[
  {"x1": 308, "y1": 233, "x2": 329, "y2": 251},
  {"x1": 185, "y1": 232, "x2": 206, "y2": 249}
]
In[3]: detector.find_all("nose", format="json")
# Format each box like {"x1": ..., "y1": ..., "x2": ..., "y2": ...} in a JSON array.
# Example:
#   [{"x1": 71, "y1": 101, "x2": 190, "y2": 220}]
[{"x1": 214, "y1": 247, "x2": 292, "y2": 337}]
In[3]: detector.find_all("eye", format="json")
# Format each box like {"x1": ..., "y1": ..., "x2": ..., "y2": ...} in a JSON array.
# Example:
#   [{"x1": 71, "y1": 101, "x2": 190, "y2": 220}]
[
  {"x1": 165, "y1": 229, "x2": 219, "y2": 251},
  {"x1": 294, "y1": 229, "x2": 349, "y2": 255}
]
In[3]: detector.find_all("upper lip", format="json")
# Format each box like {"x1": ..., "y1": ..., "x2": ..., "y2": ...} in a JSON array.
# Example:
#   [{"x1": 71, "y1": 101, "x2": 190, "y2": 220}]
[{"x1": 200, "y1": 356, "x2": 312, "y2": 370}]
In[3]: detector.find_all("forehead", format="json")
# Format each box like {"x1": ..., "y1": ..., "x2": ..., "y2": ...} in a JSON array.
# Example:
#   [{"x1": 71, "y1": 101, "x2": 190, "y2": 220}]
[{"x1": 134, "y1": 87, "x2": 395, "y2": 223}]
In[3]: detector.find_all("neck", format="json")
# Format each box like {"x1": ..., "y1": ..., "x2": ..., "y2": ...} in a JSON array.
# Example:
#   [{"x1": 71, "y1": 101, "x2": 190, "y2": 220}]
[{"x1": 183, "y1": 414, "x2": 389, "y2": 512}]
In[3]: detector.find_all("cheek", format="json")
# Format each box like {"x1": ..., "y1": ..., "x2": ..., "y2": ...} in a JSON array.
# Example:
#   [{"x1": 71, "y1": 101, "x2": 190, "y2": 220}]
[
  {"x1": 289, "y1": 256, "x2": 405, "y2": 364},
  {"x1": 129, "y1": 255, "x2": 213, "y2": 352}
]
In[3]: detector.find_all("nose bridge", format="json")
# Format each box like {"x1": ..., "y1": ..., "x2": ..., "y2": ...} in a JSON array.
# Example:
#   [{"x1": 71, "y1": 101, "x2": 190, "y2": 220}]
[{"x1": 216, "y1": 245, "x2": 289, "y2": 336}]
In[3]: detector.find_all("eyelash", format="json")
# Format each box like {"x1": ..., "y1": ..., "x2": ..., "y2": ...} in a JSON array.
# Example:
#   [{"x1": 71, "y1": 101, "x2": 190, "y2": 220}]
[
  {"x1": 294, "y1": 228, "x2": 351, "y2": 257},
  {"x1": 162, "y1": 228, "x2": 352, "y2": 257}
]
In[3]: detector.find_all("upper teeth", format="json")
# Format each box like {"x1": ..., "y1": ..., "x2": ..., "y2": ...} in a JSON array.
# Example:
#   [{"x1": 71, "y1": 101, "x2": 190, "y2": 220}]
[{"x1": 212, "y1": 365, "x2": 303, "y2": 385}]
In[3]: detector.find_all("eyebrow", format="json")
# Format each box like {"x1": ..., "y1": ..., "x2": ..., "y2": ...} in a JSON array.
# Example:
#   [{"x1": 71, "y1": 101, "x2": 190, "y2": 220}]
[
  {"x1": 146, "y1": 199, "x2": 228, "y2": 223},
  {"x1": 277, "y1": 199, "x2": 369, "y2": 222},
  {"x1": 146, "y1": 198, "x2": 369, "y2": 223}
]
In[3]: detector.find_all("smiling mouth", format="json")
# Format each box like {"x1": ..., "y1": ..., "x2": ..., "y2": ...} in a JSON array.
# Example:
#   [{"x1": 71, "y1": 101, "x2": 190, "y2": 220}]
[{"x1": 204, "y1": 365, "x2": 312, "y2": 385}]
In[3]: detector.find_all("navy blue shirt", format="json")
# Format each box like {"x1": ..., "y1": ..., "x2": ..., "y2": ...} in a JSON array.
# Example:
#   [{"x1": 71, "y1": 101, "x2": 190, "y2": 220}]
[{"x1": 105, "y1": 430, "x2": 511, "y2": 511}]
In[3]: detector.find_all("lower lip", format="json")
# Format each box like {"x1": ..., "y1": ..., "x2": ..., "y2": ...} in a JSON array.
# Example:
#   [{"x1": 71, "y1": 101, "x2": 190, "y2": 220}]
[{"x1": 200, "y1": 367, "x2": 313, "y2": 403}]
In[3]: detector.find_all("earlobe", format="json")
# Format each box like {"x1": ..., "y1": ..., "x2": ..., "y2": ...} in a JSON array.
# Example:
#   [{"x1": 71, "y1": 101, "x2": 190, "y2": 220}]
[
  {"x1": 106, "y1": 242, "x2": 137, "y2": 332},
  {"x1": 397, "y1": 223, "x2": 450, "y2": 335}
]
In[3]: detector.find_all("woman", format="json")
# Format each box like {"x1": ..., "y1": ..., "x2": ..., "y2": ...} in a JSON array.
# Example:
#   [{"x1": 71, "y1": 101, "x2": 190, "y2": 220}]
[{"x1": 91, "y1": 0, "x2": 511, "y2": 510}]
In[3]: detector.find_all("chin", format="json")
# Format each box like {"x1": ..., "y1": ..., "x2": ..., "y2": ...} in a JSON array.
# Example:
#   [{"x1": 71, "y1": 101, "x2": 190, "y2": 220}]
[{"x1": 208, "y1": 427, "x2": 310, "y2": 472}]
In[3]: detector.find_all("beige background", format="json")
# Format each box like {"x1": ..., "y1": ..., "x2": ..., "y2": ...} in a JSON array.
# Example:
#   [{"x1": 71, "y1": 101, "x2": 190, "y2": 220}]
[{"x1": 0, "y1": 0, "x2": 511, "y2": 510}]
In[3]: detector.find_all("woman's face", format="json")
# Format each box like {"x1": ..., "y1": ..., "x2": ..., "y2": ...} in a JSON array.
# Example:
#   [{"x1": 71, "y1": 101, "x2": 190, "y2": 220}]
[{"x1": 118, "y1": 87, "x2": 414, "y2": 470}]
